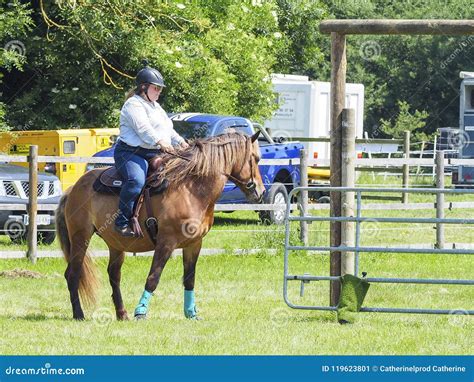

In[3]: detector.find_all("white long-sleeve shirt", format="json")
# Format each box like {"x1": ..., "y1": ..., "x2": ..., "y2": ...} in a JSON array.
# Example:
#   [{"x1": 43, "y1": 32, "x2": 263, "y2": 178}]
[{"x1": 118, "y1": 94, "x2": 184, "y2": 149}]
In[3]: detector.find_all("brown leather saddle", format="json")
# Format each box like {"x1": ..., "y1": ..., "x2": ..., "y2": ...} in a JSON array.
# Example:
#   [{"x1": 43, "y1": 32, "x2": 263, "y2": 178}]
[
  {"x1": 95, "y1": 156, "x2": 165, "y2": 191},
  {"x1": 92, "y1": 156, "x2": 168, "y2": 244}
]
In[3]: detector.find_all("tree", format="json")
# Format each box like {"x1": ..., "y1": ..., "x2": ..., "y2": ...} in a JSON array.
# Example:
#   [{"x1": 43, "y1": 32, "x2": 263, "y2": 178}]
[
  {"x1": 380, "y1": 100, "x2": 429, "y2": 145},
  {"x1": 2, "y1": 0, "x2": 284, "y2": 130},
  {"x1": 0, "y1": 0, "x2": 33, "y2": 130},
  {"x1": 323, "y1": 0, "x2": 474, "y2": 137},
  {"x1": 274, "y1": 0, "x2": 329, "y2": 78}
]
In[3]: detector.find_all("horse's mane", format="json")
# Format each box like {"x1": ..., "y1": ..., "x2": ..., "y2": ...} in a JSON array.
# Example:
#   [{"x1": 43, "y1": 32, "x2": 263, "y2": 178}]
[{"x1": 160, "y1": 131, "x2": 250, "y2": 187}]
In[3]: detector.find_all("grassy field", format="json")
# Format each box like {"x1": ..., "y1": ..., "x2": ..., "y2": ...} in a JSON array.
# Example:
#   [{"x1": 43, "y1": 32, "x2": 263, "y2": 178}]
[
  {"x1": 0, "y1": 252, "x2": 472, "y2": 355},
  {"x1": 0, "y1": 174, "x2": 472, "y2": 355}
]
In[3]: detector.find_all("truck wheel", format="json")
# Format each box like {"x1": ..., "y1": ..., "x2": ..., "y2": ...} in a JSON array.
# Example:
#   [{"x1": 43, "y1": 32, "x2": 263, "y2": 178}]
[
  {"x1": 5, "y1": 219, "x2": 27, "y2": 244},
  {"x1": 6, "y1": 223, "x2": 56, "y2": 245},
  {"x1": 259, "y1": 182, "x2": 288, "y2": 225},
  {"x1": 317, "y1": 195, "x2": 330, "y2": 204},
  {"x1": 38, "y1": 231, "x2": 56, "y2": 245}
]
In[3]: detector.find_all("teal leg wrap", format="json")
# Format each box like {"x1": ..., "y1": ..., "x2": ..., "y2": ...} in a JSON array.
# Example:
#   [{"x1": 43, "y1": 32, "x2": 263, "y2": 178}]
[
  {"x1": 184, "y1": 289, "x2": 198, "y2": 319},
  {"x1": 134, "y1": 290, "x2": 153, "y2": 316}
]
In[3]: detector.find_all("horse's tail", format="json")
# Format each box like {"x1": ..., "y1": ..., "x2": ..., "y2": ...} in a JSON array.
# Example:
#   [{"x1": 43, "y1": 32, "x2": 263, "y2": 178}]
[{"x1": 56, "y1": 190, "x2": 98, "y2": 307}]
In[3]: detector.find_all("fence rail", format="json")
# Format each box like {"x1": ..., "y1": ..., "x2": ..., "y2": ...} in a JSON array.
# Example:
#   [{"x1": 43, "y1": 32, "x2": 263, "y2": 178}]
[
  {"x1": 2, "y1": 146, "x2": 474, "y2": 262},
  {"x1": 3, "y1": 155, "x2": 474, "y2": 167}
]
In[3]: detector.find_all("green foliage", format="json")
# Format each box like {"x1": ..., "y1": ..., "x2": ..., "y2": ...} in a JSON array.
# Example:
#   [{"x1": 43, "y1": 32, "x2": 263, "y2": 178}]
[
  {"x1": 274, "y1": 0, "x2": 329, "y2": 78},
  {"x1": 0, "y1": 0, "x2": 34, "y2": 130},
  {"x1": 323, "y1": 0, "x2": 474, "y2": 137},
  {"x1": 1, "y1": 0, "x2": 473, "y2": 137},
  {"x1": 380, "y1": 100, "x2": 430, "y2": 144},
  {"x1": 3, "y1": 0, "x2": 282, "y2": 130}
]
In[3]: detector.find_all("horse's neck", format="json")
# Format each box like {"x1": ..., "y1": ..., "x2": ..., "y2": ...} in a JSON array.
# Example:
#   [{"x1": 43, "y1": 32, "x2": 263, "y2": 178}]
[
  {"x1": 185, "y1": 173, "x2": 228, "y2": 207},
  {"x1": 187, "y1": 156, "x2": 234, "y2": 207}
]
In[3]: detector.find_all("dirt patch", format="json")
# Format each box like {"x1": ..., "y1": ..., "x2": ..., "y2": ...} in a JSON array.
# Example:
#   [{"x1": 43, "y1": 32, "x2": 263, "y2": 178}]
[{"x1": 0, "y1": 268, "x2": 45, "y2": 279}]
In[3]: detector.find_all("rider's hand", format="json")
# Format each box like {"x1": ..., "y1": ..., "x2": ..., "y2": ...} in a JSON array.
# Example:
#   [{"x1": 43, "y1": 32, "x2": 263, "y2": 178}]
[
  {"x1": 157, "y1": 140, "x2": 174, "y2": 153},
  {"x1": 179, "y1": 141, "x2": 190, "y2": 150}
]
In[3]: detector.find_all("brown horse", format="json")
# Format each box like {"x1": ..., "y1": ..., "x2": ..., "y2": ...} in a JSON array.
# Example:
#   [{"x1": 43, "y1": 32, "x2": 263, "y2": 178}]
[{"x1": 56, "y1": 131, "x2": 265, "y2": 320}]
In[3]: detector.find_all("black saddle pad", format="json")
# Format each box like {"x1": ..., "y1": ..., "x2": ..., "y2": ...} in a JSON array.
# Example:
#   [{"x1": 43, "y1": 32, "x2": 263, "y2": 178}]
[{"x1": 93, "y1": 173, "x2": 169, "y2": 196}]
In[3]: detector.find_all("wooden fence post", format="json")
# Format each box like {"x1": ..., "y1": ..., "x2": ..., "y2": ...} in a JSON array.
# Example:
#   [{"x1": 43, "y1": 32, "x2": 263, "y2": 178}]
[
  {"x1": 435, "y1": 150, "x2": 445, "y2": 249},
  {"x1": 299, "y1": 149, "x2": 308, "y2": 245},
  {"x1": 26, "y1": 145, "x2": 38, "y2": 264},
  {"x1": 341, "y1": 109, "x2": 355, "y2": 275},
  {"x1": 402, "y1": 130, "x2": 410, "y2": 203},
  {"x1": 329, "y1": 31, "x2": 346, "y2": 306}
]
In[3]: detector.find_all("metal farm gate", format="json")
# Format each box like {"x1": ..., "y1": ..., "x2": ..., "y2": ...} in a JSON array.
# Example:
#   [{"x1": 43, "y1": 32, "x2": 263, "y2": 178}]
[{"x1": 283, "y1": 186, "x2": 474, "y2": 315}]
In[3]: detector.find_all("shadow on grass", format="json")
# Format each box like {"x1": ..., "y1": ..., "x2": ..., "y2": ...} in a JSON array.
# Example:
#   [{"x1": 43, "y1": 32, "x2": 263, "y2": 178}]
[
  {"x1": 213, "y1": 214, "x2": 261, "y2": 226},
  {"x1": 6, "y1": 313, "x2": 51, "y2": 321},
  {"x1": 291, "y1": 312, "x2": 336, "y2": 324}
]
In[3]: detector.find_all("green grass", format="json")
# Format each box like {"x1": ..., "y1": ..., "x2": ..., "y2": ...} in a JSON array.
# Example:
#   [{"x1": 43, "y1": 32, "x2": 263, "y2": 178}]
[
  {"x1": 0, "y1": 174, "x2": 472, "y2": 355},
  {"x1": 0, "y1": 251, "x2": 472, "y2": 355}
]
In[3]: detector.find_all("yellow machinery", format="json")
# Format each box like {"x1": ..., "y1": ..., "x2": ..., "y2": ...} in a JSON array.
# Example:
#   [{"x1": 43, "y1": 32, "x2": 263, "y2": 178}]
[
  {"x1": 0, "y1": 128, "x2": 118, "y2": 190},
  {"x1": 308, "y1": 167, "x2": 330, "y2": 181}
]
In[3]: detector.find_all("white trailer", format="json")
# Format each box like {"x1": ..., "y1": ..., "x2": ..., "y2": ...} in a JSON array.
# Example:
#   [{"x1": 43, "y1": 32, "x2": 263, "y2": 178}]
[
  {"x1": 263, "y1": 74, "x2": 365, "y2": 162},
  {"x1": 457, "y1": 71, "x2": 474, "y2": 186}
]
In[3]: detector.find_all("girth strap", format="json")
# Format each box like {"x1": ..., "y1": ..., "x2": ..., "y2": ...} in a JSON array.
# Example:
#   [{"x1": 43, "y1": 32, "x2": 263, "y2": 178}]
[
  {"x1": 144, "y1": 188, "x2": 158, "y2": 245},
  {"x1": 129, "y1": 186, "x2": 158, "y2": 245}
]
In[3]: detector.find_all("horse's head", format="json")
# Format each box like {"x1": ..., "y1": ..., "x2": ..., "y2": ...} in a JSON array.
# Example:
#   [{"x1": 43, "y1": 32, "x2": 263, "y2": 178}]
[{"x1": 229, "y1": 131, "x2": 266, "y2": 203}]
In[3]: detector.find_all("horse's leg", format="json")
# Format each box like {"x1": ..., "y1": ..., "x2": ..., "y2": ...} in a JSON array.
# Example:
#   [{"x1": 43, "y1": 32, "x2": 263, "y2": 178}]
[
  {"x1": 107, "y1": 248, "x2": 129, "y2": 320},
  {"x1": 134, "y1": 241, "x2": 176, "y2": 319},
  {"x1": 64, "y1": 260, "x2": 84, "y2": 320},
  {"x1": 182, "y1": 239, "x2": 202, "y2": 320},
  {"x1": 65, "y1": 229, "x2": 94, "y2": 320}
]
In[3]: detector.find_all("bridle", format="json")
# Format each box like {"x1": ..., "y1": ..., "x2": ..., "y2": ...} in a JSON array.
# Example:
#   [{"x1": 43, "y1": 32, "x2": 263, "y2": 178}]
[
  {"x1": 225, "y1": 139, "x2": 257, "y2": 192},
  {"x1": 164, "y1": 137, "x2": 257, "y2": 192}
]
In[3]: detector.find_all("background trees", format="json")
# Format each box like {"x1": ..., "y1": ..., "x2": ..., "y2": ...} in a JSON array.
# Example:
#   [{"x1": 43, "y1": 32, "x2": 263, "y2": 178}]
[{"x1": 1, "y1": 0, "x2": 473, "y2": 140}]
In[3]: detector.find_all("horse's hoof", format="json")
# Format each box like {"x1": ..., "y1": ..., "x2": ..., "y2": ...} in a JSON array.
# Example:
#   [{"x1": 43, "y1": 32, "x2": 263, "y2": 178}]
[
  {"x1": 134, "y1": 314, "x2": 147, "y2": 321},
  {"x1": 117, "y1": 312, "x2": 129, "y2": 321},
  {"x1": 73, "y1": 316, "x2": 85, "y2": 321},
  {"x1": 187, "y1": 315, "x2": 203, "y2": 321}
]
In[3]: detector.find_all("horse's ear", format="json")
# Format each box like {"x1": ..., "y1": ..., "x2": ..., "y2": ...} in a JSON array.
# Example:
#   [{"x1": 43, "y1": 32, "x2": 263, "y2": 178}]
[{"x1": 251, "y1": 131, "x2": 260, "y2": 143}]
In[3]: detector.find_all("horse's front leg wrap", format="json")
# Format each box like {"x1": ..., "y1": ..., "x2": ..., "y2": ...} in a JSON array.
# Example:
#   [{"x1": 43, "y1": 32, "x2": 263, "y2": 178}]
[
  {"x1": 184, "y1": 289, "x2": 198, "y2": 319},
  {"x1": 134, "y1": 290, "x2": 153, "y2": 317}
]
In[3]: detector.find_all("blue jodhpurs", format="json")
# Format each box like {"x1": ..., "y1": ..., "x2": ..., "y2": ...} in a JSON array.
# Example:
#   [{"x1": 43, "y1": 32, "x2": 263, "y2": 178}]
[{"x1": 114, "y1": 140, "x2": 161, "y2": 227}]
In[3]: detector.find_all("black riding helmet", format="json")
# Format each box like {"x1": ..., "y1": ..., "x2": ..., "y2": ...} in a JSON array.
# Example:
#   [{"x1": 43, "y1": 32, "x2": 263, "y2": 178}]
[
  {"x1": 135, "y1": 60, "x2": 166, "y2": 102},
  {"x1": 136, "y1": 60, "x2": 166, "y2": 88}
]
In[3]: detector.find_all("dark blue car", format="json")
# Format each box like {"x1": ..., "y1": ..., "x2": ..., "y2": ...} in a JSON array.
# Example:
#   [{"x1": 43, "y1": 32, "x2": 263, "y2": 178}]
[{"x1": 87, "y1": 113, "x2": 303, "y2": 224}]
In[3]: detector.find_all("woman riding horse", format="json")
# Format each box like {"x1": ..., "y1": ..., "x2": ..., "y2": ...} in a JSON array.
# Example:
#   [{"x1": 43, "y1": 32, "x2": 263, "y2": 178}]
[
  {"x1": 114, "y1": 61, "x2": 189, "y2": 237},
  {"x1": 57, "y1": 127, "x2": 265, "y2": 321}
]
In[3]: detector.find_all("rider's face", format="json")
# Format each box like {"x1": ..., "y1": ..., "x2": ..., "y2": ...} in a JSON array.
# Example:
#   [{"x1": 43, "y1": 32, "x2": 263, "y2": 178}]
[{"x1": 146, "y1": 84, "x2": 162, "y2": 102}]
